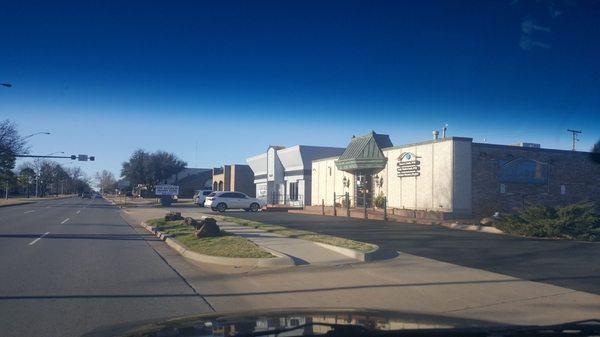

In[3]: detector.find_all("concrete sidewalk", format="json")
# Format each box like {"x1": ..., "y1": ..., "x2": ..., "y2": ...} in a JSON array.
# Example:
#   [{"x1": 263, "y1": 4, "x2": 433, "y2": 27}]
[
  {"x1": 124, "y1": 207, "x2": 357, "y2": 266},
  {"x1": 119, "y1": 206, "x2": 600, "y2": 326},
  {"x1": 218, "y1": 222, "x2": 356, "y2": 265}
]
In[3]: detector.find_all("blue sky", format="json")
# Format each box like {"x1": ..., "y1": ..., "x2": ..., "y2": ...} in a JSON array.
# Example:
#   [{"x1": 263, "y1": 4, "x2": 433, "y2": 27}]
[{"x1": 1, "y1": 0, "x2": 599, "y2": 179}]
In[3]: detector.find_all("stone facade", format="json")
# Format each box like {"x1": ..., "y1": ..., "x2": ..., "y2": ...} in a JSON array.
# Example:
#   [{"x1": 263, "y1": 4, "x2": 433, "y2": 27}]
[{"x1": 471, "y1": 143, "x2": 600, "y2": 218}]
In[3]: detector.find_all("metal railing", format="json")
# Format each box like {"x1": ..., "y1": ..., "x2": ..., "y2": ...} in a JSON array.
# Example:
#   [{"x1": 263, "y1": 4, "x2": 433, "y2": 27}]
[{"x1": 268, "y1": 192, "x2": 305, "y2": 207}]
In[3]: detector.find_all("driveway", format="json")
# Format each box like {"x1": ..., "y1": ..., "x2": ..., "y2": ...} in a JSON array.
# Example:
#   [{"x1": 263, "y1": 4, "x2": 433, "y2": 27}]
[{"x1": 203, "y1": 209, "x2": 600, "y2": 295}]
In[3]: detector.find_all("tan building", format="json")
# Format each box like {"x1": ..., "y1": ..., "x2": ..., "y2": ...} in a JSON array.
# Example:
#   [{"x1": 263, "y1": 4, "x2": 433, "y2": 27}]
[
  {"x1": 312, "y1": 131, "x2": 600, "y2": 219},
  {"x1": 212, "y1": 164, "x2": 255, "y2": 197}
]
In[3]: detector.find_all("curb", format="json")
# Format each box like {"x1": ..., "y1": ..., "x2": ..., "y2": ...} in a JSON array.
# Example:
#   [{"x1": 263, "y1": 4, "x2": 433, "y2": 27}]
[
  {"x1": 442, "y1": 222, "x2": 504, "y2": 234},
  {"x1": 311, "y1": 242, "x2": 380, "y2": 262},
  {"x1": 139, "y1": 222, "x2": 295, "y2": 267},
  {"x1": 0, "y1": 201, "x2": 36, "y2": 208}
]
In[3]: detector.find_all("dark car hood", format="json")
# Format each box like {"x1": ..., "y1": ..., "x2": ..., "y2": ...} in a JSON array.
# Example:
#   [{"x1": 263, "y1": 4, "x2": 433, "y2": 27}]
[{"x1": 82, "y1": 307, "x2": 516, "y2": 337}]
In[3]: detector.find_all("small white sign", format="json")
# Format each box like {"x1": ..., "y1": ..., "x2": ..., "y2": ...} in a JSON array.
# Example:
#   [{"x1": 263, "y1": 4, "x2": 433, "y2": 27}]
[{"x1": 155, "y1": 184, "x2": 179, "y2": 196}]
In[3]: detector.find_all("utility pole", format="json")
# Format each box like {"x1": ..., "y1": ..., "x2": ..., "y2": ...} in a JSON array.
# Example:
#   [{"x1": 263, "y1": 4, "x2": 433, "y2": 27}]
[{"x1": 567, "y1": 129, "x2": 582, "y2": 151}]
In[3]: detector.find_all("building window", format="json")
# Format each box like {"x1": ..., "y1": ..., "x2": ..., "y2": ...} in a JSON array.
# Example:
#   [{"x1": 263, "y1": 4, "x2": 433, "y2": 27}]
[
  {"x1": 289, "y1": 182, "x2": 298, "y2": 201},
  {"x1": 560, "y1": 184, "x2": 566, "y2": 195},
  {"x1": 500, "y1": 183, "x2": 506, "y2": 194},
  {"x1": 499, "y1": 158, "x2": 548, "y2": 185}
]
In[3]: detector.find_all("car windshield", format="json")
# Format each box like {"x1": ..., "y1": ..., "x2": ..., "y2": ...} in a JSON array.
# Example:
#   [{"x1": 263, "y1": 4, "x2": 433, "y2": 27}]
[{"x1": 1, "y1": 1, "x2": 599, "y2": 337}]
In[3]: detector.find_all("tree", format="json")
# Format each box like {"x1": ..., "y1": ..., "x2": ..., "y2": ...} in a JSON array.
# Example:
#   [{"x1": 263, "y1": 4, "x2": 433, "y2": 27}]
[
  {"x1": 0, "y1": 120, "x2": 28, "y2": 197},
  {"x1": 148, "y1": 151, "x2": 187, "y2": 185},
  {"x1": 18, "y1": 167, "x2": 36, "y2": 198},
  {"x1": 121, "y1": 149, "x2": 186, "y2": 193},
  {"x1": 591, "y1": 140, "x2": 600, "y2": 164},
  {"x1": 120, "y1": 149, "x2": 152, "y2": 189},
  {"x1": 95, "y1": 170, "x2": 117, "y2": 194}
]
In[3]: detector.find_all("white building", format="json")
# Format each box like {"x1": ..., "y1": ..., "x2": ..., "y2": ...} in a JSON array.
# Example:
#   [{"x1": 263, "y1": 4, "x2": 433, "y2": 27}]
[{"x1": 246, "y1": 145, "x2": 345, "y2": 206}]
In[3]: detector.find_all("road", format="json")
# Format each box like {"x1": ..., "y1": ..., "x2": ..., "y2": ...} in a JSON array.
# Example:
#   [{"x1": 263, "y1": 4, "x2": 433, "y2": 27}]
[
  {"x1": 208, "y1": 210, "x2": 600, "y2": 295},
  {"x1": 0, "y1": 197, "x2": 213, "y2": 337}
]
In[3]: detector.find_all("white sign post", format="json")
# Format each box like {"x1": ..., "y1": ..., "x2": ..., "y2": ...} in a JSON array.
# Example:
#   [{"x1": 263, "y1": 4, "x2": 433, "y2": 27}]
[{"x1": 155, "y1": 184, "x2": 179, "y2": 196}]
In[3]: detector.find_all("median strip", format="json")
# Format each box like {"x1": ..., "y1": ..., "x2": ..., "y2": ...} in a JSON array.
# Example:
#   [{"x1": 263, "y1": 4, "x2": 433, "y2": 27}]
[
  {"x1": 28, "y1": 232, "x2": 50, "y2": 246},
  {"x1": 219, "y1": 216, "x2": 378, "y2": 253}
]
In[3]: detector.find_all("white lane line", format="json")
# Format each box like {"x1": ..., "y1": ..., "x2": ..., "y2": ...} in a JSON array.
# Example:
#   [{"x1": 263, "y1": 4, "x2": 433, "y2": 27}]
[
  {"x1": 60, "y1": 218, "x2": 70, "y2": 224},
  {"x1": 76, "y1": 210, "x2": 81, "y2": 214},
  {"x1": 29, "y1": 232, "x2": 50, "y2": 246},
  {"x1": 24, "y1": 210, "x2": 35, "y2": 214}
]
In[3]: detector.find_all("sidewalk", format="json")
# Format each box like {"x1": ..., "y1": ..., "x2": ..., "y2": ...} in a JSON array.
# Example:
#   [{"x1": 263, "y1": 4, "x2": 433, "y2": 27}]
[
  {"x1": 218, "y1": 222, "x2": 356, "y2": 265},
  {"x1": 119, "y1": 205, "x2": 600, "y2": 326},
  {"x1": 124, "y1": 207, "x2": 357, "y2": 266}
]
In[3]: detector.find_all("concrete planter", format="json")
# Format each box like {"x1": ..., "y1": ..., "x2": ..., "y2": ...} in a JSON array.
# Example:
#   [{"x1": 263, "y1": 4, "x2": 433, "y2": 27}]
[
  {"x1": 140, "y1": 222, "x2": 295, "y2": 267},
  {"x1": 311, "y1": 242, "x2": 380, "y2": 262}
]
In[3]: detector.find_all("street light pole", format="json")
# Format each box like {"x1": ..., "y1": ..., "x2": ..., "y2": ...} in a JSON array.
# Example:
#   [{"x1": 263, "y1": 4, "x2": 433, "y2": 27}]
[{"x1": 22, "y1": 132, "x2": 51, "y2": 140}]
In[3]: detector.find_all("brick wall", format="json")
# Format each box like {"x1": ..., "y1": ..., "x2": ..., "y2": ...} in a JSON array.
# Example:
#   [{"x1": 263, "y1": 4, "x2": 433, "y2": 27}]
[{"x1": 471, "y1": 143, "x2": 600, "y2": 218}]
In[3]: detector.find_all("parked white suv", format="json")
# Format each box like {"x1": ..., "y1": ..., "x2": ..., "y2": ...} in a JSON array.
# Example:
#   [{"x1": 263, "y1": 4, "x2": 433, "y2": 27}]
[
  {"x1": 205, "y1": 191, "x2": 265, "y2": 212},
  {"x1": 193, "y1": 190, "x2": 213, "y2": 207}
]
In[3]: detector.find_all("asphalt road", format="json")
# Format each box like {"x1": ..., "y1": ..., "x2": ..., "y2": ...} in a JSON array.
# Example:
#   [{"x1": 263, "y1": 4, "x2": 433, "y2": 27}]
[
  {"x1": 0, "y1": 197, "x2": 213, "y2": 337},
  {"x1": 210, "y1": 209, "x2": 600, "y2": 295}
]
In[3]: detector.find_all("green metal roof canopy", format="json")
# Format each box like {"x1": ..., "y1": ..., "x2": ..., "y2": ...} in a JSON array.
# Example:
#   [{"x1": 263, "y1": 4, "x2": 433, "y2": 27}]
[{"x1": 335, "y1": 131, "x2": 392, "y2": 172}]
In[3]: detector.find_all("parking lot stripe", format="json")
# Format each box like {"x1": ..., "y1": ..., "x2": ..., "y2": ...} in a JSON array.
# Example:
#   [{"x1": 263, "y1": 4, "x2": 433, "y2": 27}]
[{"x1": 29, "y1": 232, "x2": 50, "y2": 246}]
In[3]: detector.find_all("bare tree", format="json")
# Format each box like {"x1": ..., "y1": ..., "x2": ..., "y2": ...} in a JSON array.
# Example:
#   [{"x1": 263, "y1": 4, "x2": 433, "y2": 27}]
[{"x1": 95, "y1": 170, "x2": 117, "y2": 194}]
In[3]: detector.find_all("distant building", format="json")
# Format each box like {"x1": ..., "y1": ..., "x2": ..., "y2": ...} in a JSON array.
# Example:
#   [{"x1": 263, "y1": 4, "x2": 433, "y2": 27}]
[
  {"x1": 246, "y1": 145, "x2": 345, "y2": 206},
  {"x1": 311, "y1": 131, "x2": 600, "y2": 219},
  {"x1": 167, "y1": 168, "x2": 212, "y2": 197},
  {"x1": 212, "y1": 164, "x2": 255, "y2": 197}
]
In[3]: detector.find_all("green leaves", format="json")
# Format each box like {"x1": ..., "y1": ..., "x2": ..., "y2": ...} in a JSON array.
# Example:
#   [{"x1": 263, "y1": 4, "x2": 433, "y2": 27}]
[
  {"x1": 496, "y1": 201, "x2": 600, "y2": 241},
  {"x1": 120, "y1": 149, "x2": 187, "y2": 192}
]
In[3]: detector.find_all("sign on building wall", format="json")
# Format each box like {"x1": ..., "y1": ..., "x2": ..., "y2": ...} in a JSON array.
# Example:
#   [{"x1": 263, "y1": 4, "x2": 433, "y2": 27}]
[
  {"x1": 397, "y1": 152, "x2": 421, "y2": 177},
  {"x1": 155, "y1": 184, "x2": 179, "y2": 196}
]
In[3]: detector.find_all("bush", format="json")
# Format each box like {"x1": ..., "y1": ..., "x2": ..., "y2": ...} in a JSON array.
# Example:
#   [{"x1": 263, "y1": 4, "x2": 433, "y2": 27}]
[
  {"x1": 495, "y1": 202, "x2": 600, "y2": 241},
  {"x1": 373, "y1": 192, "x2": 386, "y2": 208}
]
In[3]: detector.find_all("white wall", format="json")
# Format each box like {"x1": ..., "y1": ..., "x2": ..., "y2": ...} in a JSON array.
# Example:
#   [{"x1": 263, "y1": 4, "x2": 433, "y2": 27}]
[{"x1": 311, "y1": 138, "x2": 473, "y2": 215}]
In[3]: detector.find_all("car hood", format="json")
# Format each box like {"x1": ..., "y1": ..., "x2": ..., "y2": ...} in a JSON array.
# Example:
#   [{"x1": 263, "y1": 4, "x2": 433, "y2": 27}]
[{"x1": 81, "y1": 307, "x2": 529, "y2": 337}]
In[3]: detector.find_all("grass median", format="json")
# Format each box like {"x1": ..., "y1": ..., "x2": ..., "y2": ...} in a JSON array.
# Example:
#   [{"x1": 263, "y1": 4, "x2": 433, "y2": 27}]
[
  {"x1": 219, "y1": 216, "x2": 377, "y2": 253},
  {"x1": 147, "y1": 218, "x2": 275, "y2": 258}
]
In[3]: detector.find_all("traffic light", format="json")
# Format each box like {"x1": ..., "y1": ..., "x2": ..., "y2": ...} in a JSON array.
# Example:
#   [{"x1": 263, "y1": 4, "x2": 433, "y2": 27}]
[
  {"x1": 89, "y1": 156, "x2": 95, "y2": 161},
  {"x1": 78, "y1": 154, "x2": 88, "y2": 161},
  {"x1": 70, "y1": 155, "x2": 76, "y2": 160}
]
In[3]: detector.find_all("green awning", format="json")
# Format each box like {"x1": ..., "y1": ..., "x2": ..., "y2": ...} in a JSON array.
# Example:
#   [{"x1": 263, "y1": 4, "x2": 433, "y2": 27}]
[{"x1": 335, "y1": 131, "x2": 391, "y2": 172}]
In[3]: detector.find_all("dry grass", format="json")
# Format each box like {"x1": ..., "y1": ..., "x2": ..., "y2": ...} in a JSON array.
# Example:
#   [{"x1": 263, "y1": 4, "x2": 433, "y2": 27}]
[
  {"x1": 219, "y1": 216, "x2": 377, "y2": 253},
  {"x1": 147, "y1": 218, "x2": 274, "y2": 258}
]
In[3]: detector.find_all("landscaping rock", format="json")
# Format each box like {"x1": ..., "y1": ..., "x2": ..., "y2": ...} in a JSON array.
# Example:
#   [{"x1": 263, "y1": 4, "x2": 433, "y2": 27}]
[
  {"x1": 165, "y1": 211, "x2": 183, "y2": 221},
  {"x1": 480, "y1": 217, "x2": 496, "y2": 226},
  {"x1": 183, "y1": 217, "x2": 199, "y2": 227},
  {"x1": 195, "y1": 217, "x2": 220, "y2": 238}
]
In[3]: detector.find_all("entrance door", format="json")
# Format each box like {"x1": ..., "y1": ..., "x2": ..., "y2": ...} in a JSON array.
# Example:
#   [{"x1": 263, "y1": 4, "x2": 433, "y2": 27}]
[{"x1": 355, "y1": 171, "x2": 372, "y2": 207}]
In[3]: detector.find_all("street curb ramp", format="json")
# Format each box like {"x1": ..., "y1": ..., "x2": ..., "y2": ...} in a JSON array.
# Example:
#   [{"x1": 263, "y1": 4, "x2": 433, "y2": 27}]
[{"x1": 140, "y1": 222, "x2": 296, "y2": 267}]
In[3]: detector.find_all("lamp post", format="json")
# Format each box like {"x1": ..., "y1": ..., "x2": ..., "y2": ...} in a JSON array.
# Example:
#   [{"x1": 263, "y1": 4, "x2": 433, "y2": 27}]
[{"x1": 22, "y1": 132, "x2": 51, "y2": 140}]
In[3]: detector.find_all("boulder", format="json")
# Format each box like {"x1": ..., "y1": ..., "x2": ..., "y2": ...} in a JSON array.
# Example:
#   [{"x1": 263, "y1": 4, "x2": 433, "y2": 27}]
[
  {"x1": 480, "y1": 217, "x2": 496, "y2": 226},
  {"x1": 164, "y1": 211, "x2": 183, "y2": 221},
  {"x1": 183, "y1": 217, "x2": 198, "y2": 227},
  {"x1": 195, "y1": 218, "x2": 220, "y2": 238}
]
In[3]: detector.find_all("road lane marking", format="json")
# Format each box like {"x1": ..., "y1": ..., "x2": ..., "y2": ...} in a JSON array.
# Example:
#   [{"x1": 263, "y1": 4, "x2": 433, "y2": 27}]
[
  {"x1": 24, "y1": 210, "x2": 35, "y2": 214},
  {"x1": 29, "y1": 232, "x2": 50, "y2": 246},
  {"x1": 76, "y1": 210, "x2": 81, "y2": 214},
  {"x1": 61, "y1": 218, "x2": 70, "y2": 224}
]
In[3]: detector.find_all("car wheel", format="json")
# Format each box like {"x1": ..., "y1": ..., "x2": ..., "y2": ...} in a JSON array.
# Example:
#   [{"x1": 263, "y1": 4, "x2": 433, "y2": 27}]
[
  {"x1": 249, "y1": 203, "x2": 260, "y2": 212},
  {"x1": 216, "y1": 203, "x2": 227, "y2": 213},
  {"x1": 211, "y1": 207, "x2": 216, "y2": 211}
]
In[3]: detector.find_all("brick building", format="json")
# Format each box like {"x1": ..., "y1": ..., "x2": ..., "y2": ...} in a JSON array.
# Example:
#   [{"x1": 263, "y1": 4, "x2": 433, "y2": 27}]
[
  {"x1": 212, "y1": 164, "x2": 255, "y2": 197},
  {"x1": 311, "y1": 132, "x2": 600, "y2": 220}
]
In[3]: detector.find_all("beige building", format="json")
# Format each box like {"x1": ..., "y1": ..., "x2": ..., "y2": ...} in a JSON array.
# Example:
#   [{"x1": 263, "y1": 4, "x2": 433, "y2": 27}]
[
  {"x1": 312, "y1": 131, "x2": 600, "y2": 219},
  {"x1": 212, "y1": 164, "x2": 255, "y2": 197}
]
